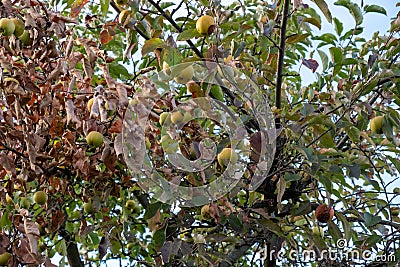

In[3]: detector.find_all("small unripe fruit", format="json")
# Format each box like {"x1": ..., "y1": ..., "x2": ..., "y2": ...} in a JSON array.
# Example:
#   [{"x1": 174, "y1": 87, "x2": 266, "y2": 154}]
[
  {"x1": 86, "y1": 131, "x2": 104, "y2": 148},
  {"x1": 159, "y1": 112, "x2": 169, "y2": 125},
  {"x1": 315, "y1": 204, "x2": 334, "y2": 223},
  {"x1": 170, "y1": 111, "x2": 184, "y2": 125},
  {"x1": 83, "y1": 202, "x2": 94, "y2": 213},
  {"x1": 11, "y1": 18, "x2": 24, "y2": 37},
  {"x1": 370, "y1": 116, "x2": 384, "y2": 134},
  {"x1": 20, "y1": 197, "x2": 31, "y2": 209},
  {"x1": 125, "y1": 200, "x2": 140, "y2": 214},
  {"x1": 87, "y1": 98, "x2": 95, "y2": 112},
  {"x1": 196, "y1": 15, "x2": 215, "y2": 35},
  {"x1": 34, "y1": 191, "x2": 47, "y2": 205},
  {"x1": 201, "y1": 204, "x2": 211, "y2": 219},
  {"x1": 0, "y1": 18, "x2": 15, "y2": 36},
  {"x1": 174, "y1": 65, "x2": 194, "y2": 84},
  {"x1": 217, "y1": 148, "x2": 238, "y2": 167},
  {"x1": 18, "y1": 30, "x2": 31, "y2": 46},
  {"x1": 0, "y1": 252, "x2": 11, "y2": 266}
]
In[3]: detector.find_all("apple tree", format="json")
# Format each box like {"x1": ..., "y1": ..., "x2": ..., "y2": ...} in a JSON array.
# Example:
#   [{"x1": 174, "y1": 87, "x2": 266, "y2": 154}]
[{"x1": 0, "y1": 0, "x2": 399, "y2": 266}]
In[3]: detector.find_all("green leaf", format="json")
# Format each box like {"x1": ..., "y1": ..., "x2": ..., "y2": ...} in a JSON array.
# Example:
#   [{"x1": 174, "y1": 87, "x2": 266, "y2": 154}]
[
  {"x1": 284, "y1": 173, "x2": 301, "y2": 181},
  {"x1": 329, "y1": 47, "x2": 343, "y2": 64},
  {"x1": 311, "y1": 0, "x2": 332, "y2": 23},
  {"x1": 0, "y1": 211, "x2": 11, "y2": 228},
  {"x1": 228, "y1": 214, "x2": 243, "y2": 233},
  {"x1": 335, "y1": 212, "x2": 351, "y2": 241},
  {"x1": 334, "y1": 0, "x2": 363, "y2": 26},
  {"x1": 333, "y1": 18, "x2": 343, "y2": 36},
  {"x1": 259, "y1": 219, "x2": 284, "y2": 236},
  {"x1": 342, "y1": 58, "x2": 358, "y2": 65},
  {"x1": 345, "y1": 126, "x2": 360, "y2": 143},
  {"x1": 364, "y1": 5, "x2": 387, "y2": 15},
  {"x1": 100, "y1": 0, "x2": 109, "y2": 17},
  {"x1": 144, "y1": 202, "x2": 162, "y2": 220},
  {"x1": 286, "y1": 33, "x2": 310, "y2": 44},
  {"x1": 318, "y1": 50, "x2": 328, "y2": 71},
  {"x1": 210, "y1": 85, "x2": 224, "y2": 101},
  {"x1": 177, "y1": 29, "x2": 202, "y2": 41},
  {"x1": 153, "y1": 228, "x2": 166, "y2": 247},
  {"x1": 363, "y1": 212, "x2": 382, "y2": 227},
  {"x1": 327, "y1": 221, "x2": 343, "y2": 242},
  {"x1": 142, "y1": 38, "x2": 165, "y2": 56},
  {"x1": 303, "y1": 17, "x2": 321, "y2": 30}
]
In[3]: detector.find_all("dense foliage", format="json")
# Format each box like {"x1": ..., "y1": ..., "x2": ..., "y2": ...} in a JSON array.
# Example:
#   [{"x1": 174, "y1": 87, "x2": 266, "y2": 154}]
[{"x1": 0, "y1": 0, "x2": 399, "y2": 266}]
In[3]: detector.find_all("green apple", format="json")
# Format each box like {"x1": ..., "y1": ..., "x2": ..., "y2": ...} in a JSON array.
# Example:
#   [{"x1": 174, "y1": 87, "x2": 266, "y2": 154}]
[
  {"x1": 0, "y1": 18, "x2": 15, "y2": 36},
  {"x1": 370, "y1": 115, "x2": 384, "y2": 134},
  {"x1": 86, "y1": 131, "x2": 104, "y2": 148},
  {"x1": 196, "y1": 15, "x2": 215, "y2": 35},
  {"x1": 34, "y1": 191, "x2": 47, "y2": 205},
  {"x1": 174, "y1": 65, "x2": 194, "y2": 84},
  {"x1": 11, "y1": 18, "x2": 24, "y2": 37},
  {"x1": 125, "y1": 200, "x2": 140, "y2": 214},
  {"x1": 20, "y1": 196, "x2": 31, "y2": 209},
  {"x1": 18, "y1": 30, "x2": 31, "y2": 46},
  {"x1": 217, "y1": 148, "x2": 238, "y2": 167},
  {"x1": 0, "y1": 252, "x2": 11, "y2": 266},
  {"x1": 83, "y1": 202, "x2": 94, "y2": 213}
]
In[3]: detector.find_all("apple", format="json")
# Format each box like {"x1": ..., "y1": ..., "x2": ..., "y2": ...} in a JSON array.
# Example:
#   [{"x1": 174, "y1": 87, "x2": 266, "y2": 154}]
[
  {"x1": 86, "y1": 131, "x2": 104, "y2": 148},
  {"x1": 174, "y1": 65, "x2": 194, "y2": 84},
  {"x1": 217, "y1": 148, "x2": 238, "y2": 167},
  {"x1": 0, "y1": 18, "x2": 15, "y2": 36},
  {"x1": 159, "y1": 112, "x2": 169, "y2": 125},
  {"x1": 83, "y1": 202, "x2": 94, "y2": 213},
  {"x1": 34, "y1": 191, "x2": 47, "y2": 205},
  {"x1": 370, "y1": 115, "x2": 384, "y2": 134},
  {"x1": 87, "y1": 98, "x2": 95, "y2": 112},
  {"x1": 18, "y1": 30, "x2": 31, "y2": 46},
  {"x1": 196, "y1": 15, "x2": 215, "y2": 35},
  {"x1": 201, "y1": 204, "x2": 211, "y2": 219},
  {"x1": 0, "y1": 252, "x2": 11, "y2": 266},
  {"x1": 171, "y1": 111, "x2": 184, "y2": 124},
  {"x1": 315, "y1": 204, "x2": 334, "y2": 223},
  {"x1": 125, "y1": 200, "x2": 140, "y2": 214},
  {"x1": 20, "y1": 197, "x2": 31, "y2": 209},
  {"x1": 11, "y1": 18, "x2": 24, "y2": 37}
]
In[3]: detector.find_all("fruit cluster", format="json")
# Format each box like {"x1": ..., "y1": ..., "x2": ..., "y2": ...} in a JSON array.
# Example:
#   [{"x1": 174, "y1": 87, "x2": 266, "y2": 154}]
[{"x1": 0, "y1": 17, "x2": 31, "y2": 45}]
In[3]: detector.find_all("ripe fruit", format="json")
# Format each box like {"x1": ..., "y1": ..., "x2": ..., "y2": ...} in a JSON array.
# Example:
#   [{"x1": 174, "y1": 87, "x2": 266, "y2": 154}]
[
  {"x1": 125, "y1": 200, "x2": 140, "y2": 214},
  {"x1": 174, "y1": 65, "x2": 194, "y2": 84},
  {"x1": 20, "y1": 197, "x2": 31, "y2": 209},
  {"x1": 18, "y1": 30, "x2": 31, "y2": 46},
  {"x1": 83, "y1": 202, "x2": 94, "y2": 213},
  {"x1": 119, "y1": 10, "x2": 132, "y2": 25},
  {"x1": 34, "y1": 191, "x2": 47, "y2": 205},
  {"x1": 86, "y1": 131, "x2": 104, "y2": 148},
  {"x1": 315, "y1": 204, "x2": 334, "y2": 223},
  {"x1": 11, "y1": 18, "x2": 24, "y2": 37},
  {"x1": 196, "y1": 15, "x2": 215, "y2": 35},
  {"x1": 201, "y1": 204, "x2": 211, "y2": 219},
  {"x1": 0, "y1": 252, "x2": 11, "y2": 266},
  {"x1": 370, "y1": 115, "x2": 384, "y2": 134},
  {"x1": 217, "y1": 148, "x2": 238, "y2": 167},
  {"x1": 171, "y1": 111, "x2": 184, "y2": 124},
  {"x1": 159, "y1": 112, "x2": 169, "y2": 125},
  {"x1": 0, "y1": 18, "x2": 15, "y2": 36},
  {"x1": 87, "y1": 98, "x2": 95, "y2": 112}
]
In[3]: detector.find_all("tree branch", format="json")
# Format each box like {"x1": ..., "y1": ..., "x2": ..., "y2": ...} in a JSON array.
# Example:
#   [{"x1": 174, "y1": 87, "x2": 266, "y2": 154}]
[{"x1": 275, "y1": 0, "x2": 290, "y2": 128}]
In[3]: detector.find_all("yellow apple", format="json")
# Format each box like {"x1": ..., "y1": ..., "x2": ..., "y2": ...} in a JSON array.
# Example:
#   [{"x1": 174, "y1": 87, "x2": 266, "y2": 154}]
[
  {"x1": 217, "y1": 148, "x2": 238, "y2": 167},
  {"x1": 370, "y1": 115, "x2": 384, "y2": 134},
  {"x1": 196, "y1": 15, "x2": 215, "y2": 35},
  {"x1": 0, "y1": 18, "x2": 15, "y2": 36},
  {"x1": 86, "y1": 131, "x2": 104, "y2": 148},
  {"x1": 174, "y1": 65, "x2": 194, "y2": 84},
  {"x1": 11, "y1": 18, "x2": 24, "y2": 37},
  {"x1": 34, "y1": 191, "x2": 47, "y2": 205}
]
